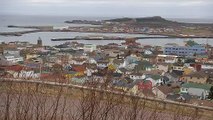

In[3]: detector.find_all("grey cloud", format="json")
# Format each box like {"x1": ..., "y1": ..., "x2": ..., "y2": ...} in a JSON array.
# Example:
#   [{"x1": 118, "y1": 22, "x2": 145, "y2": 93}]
[{"x1": 0, "y1": 0, "x2": 212, "y2": 18}]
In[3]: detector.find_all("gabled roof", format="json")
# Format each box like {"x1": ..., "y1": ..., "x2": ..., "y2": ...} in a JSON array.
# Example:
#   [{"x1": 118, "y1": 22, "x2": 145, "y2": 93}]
[
  {"x1": 130, "y1": 72, "x2": 143, "y2": 76},
  {"x1": 157, "y1": 85, "x2": 173, "y2": 95},
  {"x1": 171, "y1": 70, "x2": 183, "y2": 77},
  {"x1": 113, "y1": 59, "x2": 123, "y2": 65},
  {"x1": 4, "y1": 53, "x2": 21, "y2": 58},
  {"x1": 4, "y1": 48, "x2": 19, "y2": 51},
  {"x1": 142, "y1": 54, "x2": 155, "y2": 59},
  {"x1": 119, "y1": 68, "x2": 127, "y2": 72},
  {"x1": 141, "y1": 89, "x2": 155, "y2": 97},
  {"x1": 182, "y1": 83, "x2": 212, "y2": 90},
  {"x1": 138, "y1": 60, "x2": 153, "y2": 67},
  {"x1": 4, "y1": 65, "x2": 24, "y2": 72},
  {"x1": 71, "y1": 65, "x2": 86, "y2": 72},
  {"x1": 147, "y1": 74, "x2": 162, "y2": 80},
  {"x1": 166, "y1": 93, "x2": 191, "y2": 101},
  {"x1": 183, "y1": 72, "x2": 208, "y2": 78},
  {"x1": 112, "y1": 73, "x2": 122, "y2": 77},
  {"x1": 142, "y1": 70, "x2": 164, "y2": 75},
  {"x1": 201, "y1": 69, "x2": 213, "y2": 77},
  {"x1": 113, "y1": 79, "x2": 144, "y2": 89}
]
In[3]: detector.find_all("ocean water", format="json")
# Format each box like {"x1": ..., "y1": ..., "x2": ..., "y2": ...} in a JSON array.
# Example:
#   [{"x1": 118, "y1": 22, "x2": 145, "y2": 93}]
[
  {"x1": 0, "y1": 15, "x2": 212, "y2": 46},
  {"x1": 168, "y1": 18, "x2": 213, "y2": 23}
]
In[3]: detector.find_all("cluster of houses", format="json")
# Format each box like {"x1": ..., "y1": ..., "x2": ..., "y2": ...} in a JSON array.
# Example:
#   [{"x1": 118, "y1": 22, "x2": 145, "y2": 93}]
[
  {"x1": 0, "y1": 38, "x2": 212, "y2": 107},
  {"x1": 67, "y1": 25, "x2": 175, "y2": 34}
]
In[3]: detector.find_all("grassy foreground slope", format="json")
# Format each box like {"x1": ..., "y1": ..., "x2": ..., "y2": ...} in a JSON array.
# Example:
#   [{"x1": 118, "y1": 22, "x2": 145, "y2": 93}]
[{"x1": 0, "y1": 81, "x2": 212, "y2": 120}]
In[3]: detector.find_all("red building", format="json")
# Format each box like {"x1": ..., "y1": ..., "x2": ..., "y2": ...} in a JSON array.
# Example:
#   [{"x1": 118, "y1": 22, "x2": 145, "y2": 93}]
[
  {"x1": 121, "y1": 38, "x2": 141, "y2": 46},
  {"x1": 137, "y1": 80, "x2": 152, "y2": 90}
]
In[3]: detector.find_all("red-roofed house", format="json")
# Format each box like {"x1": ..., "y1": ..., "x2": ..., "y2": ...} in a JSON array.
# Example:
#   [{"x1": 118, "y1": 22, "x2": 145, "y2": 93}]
[{"x1": 138, "y1": 80, "x2": 152, "y2": 90}]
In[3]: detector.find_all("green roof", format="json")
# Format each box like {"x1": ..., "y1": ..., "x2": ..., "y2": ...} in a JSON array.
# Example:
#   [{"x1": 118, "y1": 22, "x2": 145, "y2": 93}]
[
  {"x1": 150, "y1": 75, "x2": 162, "y2": 80},
  {"x1": 143, "y1": 80, "x2": 152, "y2": 84},
  {"x1": 182, "y1": 83, "x2": 212, "y2": 91},
  {"x1": 72, "y1": 78, "x2": 86, "y2": 84},
  {"x1": 196, "y1": 55, "x2": 208, "y2": 58},
  {"x1": 137, "y1": 60, "x2": 153, "y2": 68}
]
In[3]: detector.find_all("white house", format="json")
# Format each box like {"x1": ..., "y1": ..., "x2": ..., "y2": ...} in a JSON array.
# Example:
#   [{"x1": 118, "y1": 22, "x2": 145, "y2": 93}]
[
  {"x1": 129, "y1": 73, "x2": 146, "y2": 80},
  {"x1": 87, "y1": 58, "x2": 97, "y2": 64},
  {"x1": 85, "y1": 67, "x2": 98, "y2": 77},
  {"x1": 69, "y1": 58, "x2": 87, "y2": 65},
  {"x1": 157, "y1": 54, "x2": 179, "y2": 64},
  {"x1": 3, "y1": 49, "x2": 20, "y2": 55},
  {"x1": 13, "y1": 70, "x2": 40, "y2": 79},
  {"x1": 3, "y1": 54, "x2": 23, "y2": 63},
  {"x1": 145, "y1": 75, "x2": 164, "y2": 86},
  {"x1": 144, "y1": 50, "x2": 153, "y2": 55},
  {"x1": 157, "y1": 64, "x2": 169, "y2": 72},
  {"x1": 97, "y1": 61, "x2": 109, "y2": 68},
  {"x1": 3, "y1": 48, "x2": 23, "y2": 63},
  {"x1": 172, "y1": 65, "x2": 184, "y2": 71},
  {"x1": 180, "y1": 83, "x2": 211, "y2": 99},
  {"x1": 0, "y1": 55, "x2": 14, "y2": 66},
  {"x1": 201, "y1": 63, "x2": 213, "y2": 70},
  {"x1": 83, "y1": 44, "x2": 97, "y2": 52}
]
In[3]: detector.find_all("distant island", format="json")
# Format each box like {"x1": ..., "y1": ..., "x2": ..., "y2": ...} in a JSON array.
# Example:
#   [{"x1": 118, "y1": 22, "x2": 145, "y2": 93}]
[
  {"x1": 1, "y1": 16, "x2": 213, "y2": 38},
  {"x1": 67, "y1": 16, "x2": 213, "y2": 27},
  {"x1": 65, "y1": 16, "x2": 213, "y2": 38}
]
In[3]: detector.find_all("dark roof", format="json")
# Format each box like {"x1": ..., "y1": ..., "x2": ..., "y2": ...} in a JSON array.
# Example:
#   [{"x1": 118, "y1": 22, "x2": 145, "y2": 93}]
[
  {"x1": 157, "y1": 85, "x2": 173, "y2": 95},
  {"x1": 141, "y1": 89, "x2": 155, "y2": 97},
  {"x1": 119, "y1": 68, "x2": 130, "y2": 73},
  {"x1": 112, "y1": 73, "x2": 122, "y2": 77},
  {"x1": 113, "y1": 59, "x2": 123, "y2": 65},
  {"x1": 124, "y1": 77, "x2": 134, "y2": 83},
  {"x1": 184, "y1": 72, "x2": 208, "y2": 78},
  {"x1": 166, "y1": 93, "x2": 191, "y2": 101},
  {"x1": 202, "y1": 69, "x2": 213, "y2": 78},
  {"x1": 171, "y1": 70, "x2": 183, "y2": 77},
  {"x1": 112, "y1": 80, "x2": 133, "y2": 88},
  {"x1": 130, "y1": 72, "x2": 143, "y2": 76}
]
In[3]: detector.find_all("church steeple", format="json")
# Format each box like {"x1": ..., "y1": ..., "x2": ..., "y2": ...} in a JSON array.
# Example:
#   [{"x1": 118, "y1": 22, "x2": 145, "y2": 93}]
[{"x1": 37, "y1": 37, "x2": 42, "y2": 47}]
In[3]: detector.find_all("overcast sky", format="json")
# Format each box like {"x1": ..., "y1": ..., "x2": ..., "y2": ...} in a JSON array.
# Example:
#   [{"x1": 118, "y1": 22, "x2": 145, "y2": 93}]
[{"x1": 0, "y1": 0, "x2": 213, "y2": 18}]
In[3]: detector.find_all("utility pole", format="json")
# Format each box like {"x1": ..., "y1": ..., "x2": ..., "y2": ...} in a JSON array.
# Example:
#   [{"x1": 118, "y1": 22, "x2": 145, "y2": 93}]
[{"x1": 39, "y1": 60, "x2": 42, "y2": 81}]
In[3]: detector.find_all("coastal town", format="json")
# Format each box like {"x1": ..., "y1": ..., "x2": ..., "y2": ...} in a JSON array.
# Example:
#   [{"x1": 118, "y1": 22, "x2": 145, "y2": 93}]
[
  {"x1": 0, "y1": 37, "x2": 213, "y2": 107},
  {"x1": 1, "y1": 0, "x2": 213, "y2": 119}
]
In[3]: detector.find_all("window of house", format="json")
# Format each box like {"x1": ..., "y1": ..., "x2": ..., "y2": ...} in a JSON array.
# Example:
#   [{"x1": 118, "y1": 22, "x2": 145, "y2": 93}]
[{"x1": 181, "y1": 88, "x2": 185, "y2": 91}]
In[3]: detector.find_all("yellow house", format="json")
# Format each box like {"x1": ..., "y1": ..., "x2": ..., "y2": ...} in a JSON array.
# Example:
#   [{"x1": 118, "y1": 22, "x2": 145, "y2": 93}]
[
  {"x1": 128, "y1": 85, "x2": 138, "y2": 95},
  {"x1": 26, "y1": 54, "x2": 38, "y2": 60},
  {"x1": 183, "y1": 67, "x2": 194, "y2": 75},
  {"x1": 114, "y1": 86, "x2": 128, "y2": 92},
  {"x1": 182, "y1": 72, "x2": 208, "y2": 84}
]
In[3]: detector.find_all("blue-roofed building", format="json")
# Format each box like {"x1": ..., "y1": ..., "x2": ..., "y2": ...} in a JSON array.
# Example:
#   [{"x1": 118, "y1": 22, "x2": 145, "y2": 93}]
[{"x1": 164, "y1": 43, "x2": 206, "y2": 57}]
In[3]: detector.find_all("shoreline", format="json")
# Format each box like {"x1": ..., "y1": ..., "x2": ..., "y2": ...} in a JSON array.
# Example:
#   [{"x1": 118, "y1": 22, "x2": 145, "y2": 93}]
[
  {"x1": 1, "y1": 29, "x2": 213, "y2": 39},
  {"x1": 0, "y1": 25, "x2": 213, "y2": 38},
  {"x1": 51, "y1": 36, "x2": 212, "y2": 42}
]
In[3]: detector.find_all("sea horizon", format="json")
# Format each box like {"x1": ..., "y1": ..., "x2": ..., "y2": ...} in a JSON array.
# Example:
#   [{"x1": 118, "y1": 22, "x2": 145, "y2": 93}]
[{"x1": 1, "y1": 14, "x2": 213, "y2": 24}]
